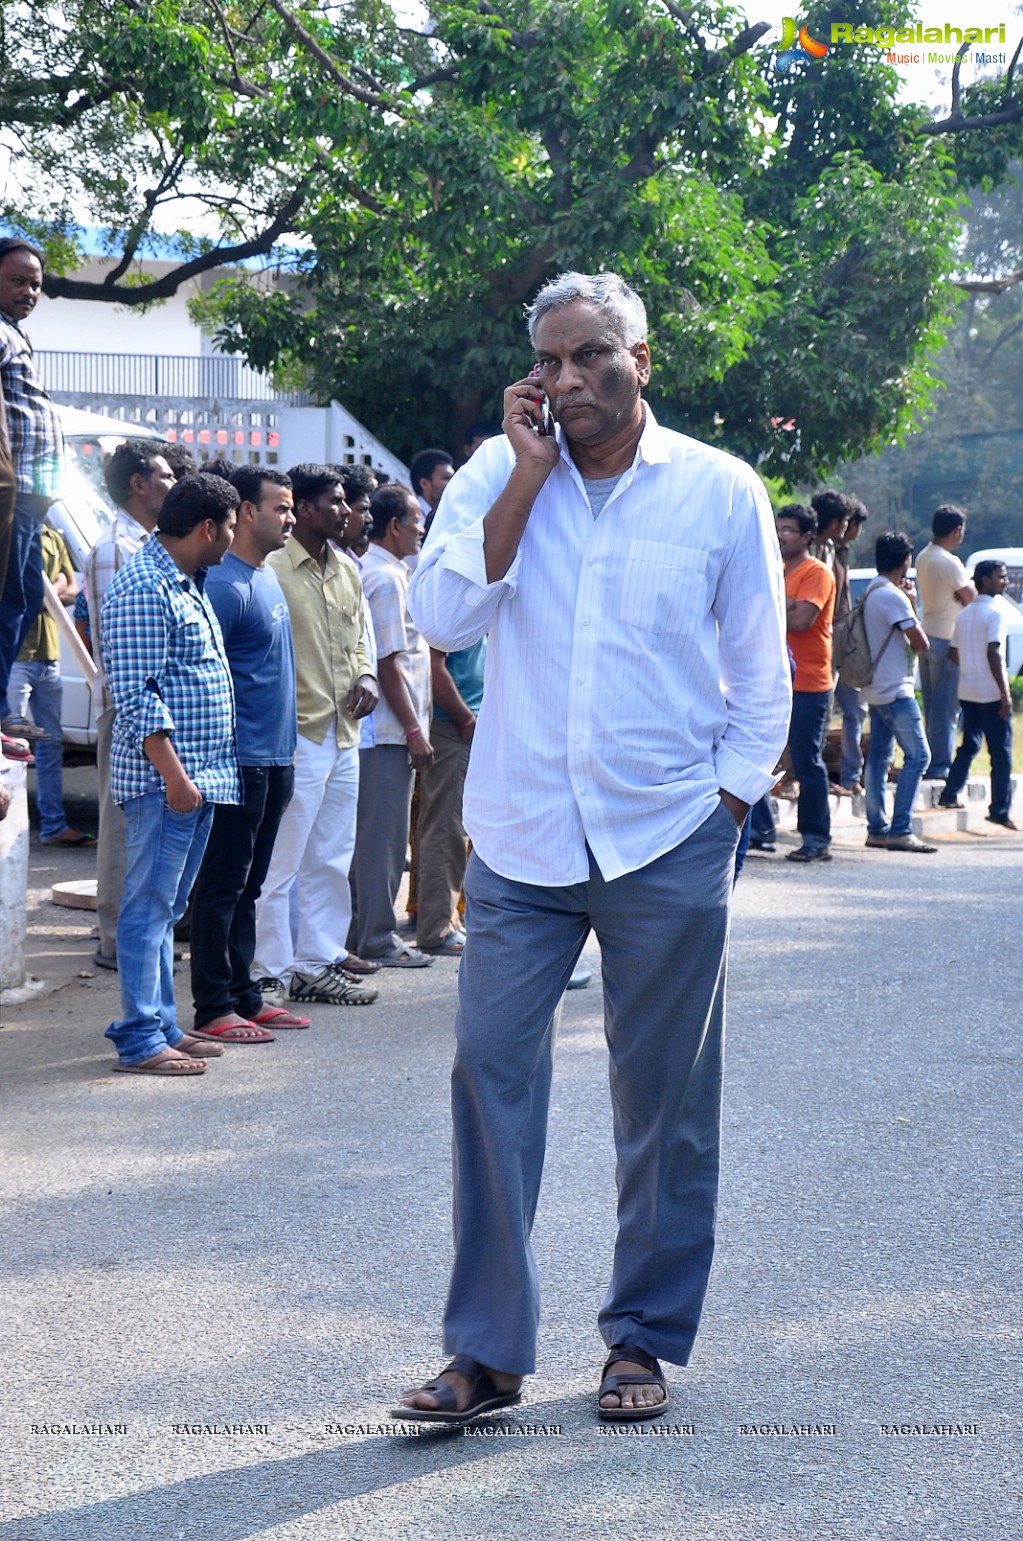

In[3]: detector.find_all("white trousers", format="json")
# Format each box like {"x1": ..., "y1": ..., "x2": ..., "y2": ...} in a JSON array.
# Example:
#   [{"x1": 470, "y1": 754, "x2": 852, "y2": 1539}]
[{"x1": 252, "y1": 731, "x2": 359, "y2": 982}]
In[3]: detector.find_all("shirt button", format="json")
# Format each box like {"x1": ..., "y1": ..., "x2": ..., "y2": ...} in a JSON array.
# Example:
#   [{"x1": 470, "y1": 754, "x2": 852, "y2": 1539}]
[
  {"x1": 577, "y1": 676, "x2": 584, "y2": 684},
  {"x1": 581, "y1": 618, "x2": 590, "y2": 628},
  {"x1": 574, "y1": 734, "x2": 582, "y2": 744}
]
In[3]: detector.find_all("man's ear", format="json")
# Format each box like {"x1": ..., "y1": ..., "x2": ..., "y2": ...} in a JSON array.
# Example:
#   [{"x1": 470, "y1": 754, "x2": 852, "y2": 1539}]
[{"x1": 632, "y1": 341, "x2": 652, "y2": 386}]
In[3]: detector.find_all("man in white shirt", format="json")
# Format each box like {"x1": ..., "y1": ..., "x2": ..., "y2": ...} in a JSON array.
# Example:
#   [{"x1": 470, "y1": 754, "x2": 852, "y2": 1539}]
[
  {"x1": 939, "y1": 560, "x2": 1016, "y2": 828},
  {"x1": 395, "y1": 271, "x2": 790, "y2": 1426},
  {"x1": 349, "y1": 484, "x2": 435, "y2": 966},
  {"x1": 915, "y1": 505, "x2": 976, "y2": 780}
]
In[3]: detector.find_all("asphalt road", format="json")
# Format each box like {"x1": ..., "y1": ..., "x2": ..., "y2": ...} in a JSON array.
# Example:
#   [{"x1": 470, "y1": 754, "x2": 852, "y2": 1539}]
[{"x1": 1, "y1": 774, "x2": 1021, "y2": 1540}]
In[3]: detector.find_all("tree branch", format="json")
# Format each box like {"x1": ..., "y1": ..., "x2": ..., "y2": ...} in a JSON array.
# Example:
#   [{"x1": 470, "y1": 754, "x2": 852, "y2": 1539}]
[
  {"x1": 413, "y1": 66, "x2": 459, "y2": 89},
  {"x1": 724, "y1": 22, "x2": 772, "y2": 59},
  {"x1": 660, "y1": 1, "x2": 706, "y2": 51},
  {"x1": 41, "y1": 188, "x2": 308, "y2": 306},
  {"x1": 1003, "y1": 33, "x2": 1023, "y2": 100},
  {"x1": 950, "y1": 38, "x2": 971, "y2": 118},
  {"x1": 264, "y1": 0, "x2": 391, "y2": 108},
  {"x1": 919, "y1": 32, "x2": 1023, "y2": 134},
  {"x1": 956, "y1": 268, "x2": 1023, "y2": 294},
  {"x1": 919, "y1": 102, "x2": 1023, "y2": 134}
]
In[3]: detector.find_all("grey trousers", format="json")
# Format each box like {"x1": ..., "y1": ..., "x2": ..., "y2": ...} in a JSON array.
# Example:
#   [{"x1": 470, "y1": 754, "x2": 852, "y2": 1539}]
[
  {"x1": 443, "y1": 799, "x2": 741, "y2": 1375},
  {"x1": 95, "y1": 707, "x2": 126, "y2": 961},
  {"x1": 416, "y1": 718, "x2": 469, "y2": 950},
  {"x1": 350, "y1": 743, "x2": 414, "y2": 958}
]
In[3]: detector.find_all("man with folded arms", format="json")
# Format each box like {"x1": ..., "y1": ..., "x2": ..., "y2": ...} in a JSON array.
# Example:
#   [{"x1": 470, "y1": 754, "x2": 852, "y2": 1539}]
[
  {"x1": 349, "y1": 484, "x2": 435, "y2": 968},
  {"x1": 252, "y1": 464, "x2": 379, "y2": 1008},
  {"x1": 188, "y1": 467, "x2": 311, "y2": 1043}
]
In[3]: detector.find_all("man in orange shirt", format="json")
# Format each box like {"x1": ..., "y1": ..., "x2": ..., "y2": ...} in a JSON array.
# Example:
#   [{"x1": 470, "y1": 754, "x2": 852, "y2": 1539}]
[{"x1": 776, "y1": 505, "x2": 836, "y2": 863}]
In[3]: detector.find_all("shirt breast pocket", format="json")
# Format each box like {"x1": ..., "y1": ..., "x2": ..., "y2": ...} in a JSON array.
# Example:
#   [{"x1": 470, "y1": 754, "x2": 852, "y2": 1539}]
[
  {"x1": 619, "y1": 540, "x2": 708, "y2": 636},
  {"x1": 170, "y1": 608, "x2": 208, "y2": 663}
]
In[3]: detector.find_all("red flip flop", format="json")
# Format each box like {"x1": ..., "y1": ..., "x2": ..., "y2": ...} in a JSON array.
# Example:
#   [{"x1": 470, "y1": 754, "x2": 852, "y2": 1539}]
[
  {"x1": 191, "y1": 1019, "x2": 275, "y2": 1043},
  {"x1": 250, "y1": 1005, "x2": 311, "y2": 1029}
]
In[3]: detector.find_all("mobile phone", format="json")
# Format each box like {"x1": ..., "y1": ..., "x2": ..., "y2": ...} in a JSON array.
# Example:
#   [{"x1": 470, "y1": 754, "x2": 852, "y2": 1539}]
[{"x1": 529, "y1": 365, "x2": 552, "y2": 436}]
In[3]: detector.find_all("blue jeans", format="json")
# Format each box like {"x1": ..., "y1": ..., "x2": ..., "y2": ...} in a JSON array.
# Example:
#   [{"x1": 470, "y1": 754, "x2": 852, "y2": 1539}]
[
  {"x1": 834, "y1": 678, "x2": 867, "y2": 788},
  {"x1": 918, "y1": 637, "x2": 959, "y2": 778},
  {"x1": 788, "y1": 689, "x2": 832, "y2": 850},
  {"x1": 106, "y1": 793, "x2": 214, "y2": 1065},
  {"x1": 943, "y1": 700, "x2": 1013, "y2": 820},
  {"x1": 443, "y1": 801, "x2": 740, "y2": 1374},
  {"x1": 0, "y1": 493, "x2": 46, "y2": 718},
  {"x1": 749, "y1": 794, "x2": 777, "y2": 843},
  {"x1": 865, "y1": 697, "x2": 930, "y2": 838},
  {"x1": 6, "y1": 658, "x2": 67, "y2": 839}
]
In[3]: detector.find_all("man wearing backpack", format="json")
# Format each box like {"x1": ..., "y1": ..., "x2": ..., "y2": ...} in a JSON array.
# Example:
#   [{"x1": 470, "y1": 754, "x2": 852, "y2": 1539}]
[{"x1": 862, "y1": 532, "x2": 936, "y2": 853}]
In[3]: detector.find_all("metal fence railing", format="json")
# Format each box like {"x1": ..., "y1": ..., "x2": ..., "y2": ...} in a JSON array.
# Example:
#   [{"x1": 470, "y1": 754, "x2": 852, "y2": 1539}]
[{"x1": 37, "y1": 350, "x2": 310, "y2": 405}]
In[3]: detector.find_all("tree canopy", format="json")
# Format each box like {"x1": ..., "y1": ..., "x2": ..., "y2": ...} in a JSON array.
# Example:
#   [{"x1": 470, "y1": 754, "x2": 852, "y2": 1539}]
[
  {"x1": 3, "y1": 0, "x2": 1023, "y2": 475},
  {"x1": 834, "y1": 165, "x2": 1023, "y2": 553}
]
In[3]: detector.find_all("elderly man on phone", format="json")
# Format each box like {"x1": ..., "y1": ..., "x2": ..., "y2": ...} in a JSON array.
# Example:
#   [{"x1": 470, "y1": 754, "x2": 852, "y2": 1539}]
[{"x1": 393, "y1": 271, "x2": 790, "y2": 1425}]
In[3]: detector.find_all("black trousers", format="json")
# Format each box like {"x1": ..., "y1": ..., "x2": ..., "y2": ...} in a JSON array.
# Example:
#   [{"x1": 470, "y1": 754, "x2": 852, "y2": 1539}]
[{"x1": 190, "y1": 764, "x2": 295, "y2": 1028}]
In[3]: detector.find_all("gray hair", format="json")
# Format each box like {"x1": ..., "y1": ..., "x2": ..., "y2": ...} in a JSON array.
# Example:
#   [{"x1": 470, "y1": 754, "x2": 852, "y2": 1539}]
[{"x1": 525, "y1": 271, "x2": 648, "y2": 348}]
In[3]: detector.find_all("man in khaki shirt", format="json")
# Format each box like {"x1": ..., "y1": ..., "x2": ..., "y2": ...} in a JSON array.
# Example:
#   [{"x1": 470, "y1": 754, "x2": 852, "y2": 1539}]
[
  {"x1": 252, "y1": 464, "x2": 380, "y2": 1008},
  {"x1": 915, "y1": 504, "x2": 975, "y2": 780}
]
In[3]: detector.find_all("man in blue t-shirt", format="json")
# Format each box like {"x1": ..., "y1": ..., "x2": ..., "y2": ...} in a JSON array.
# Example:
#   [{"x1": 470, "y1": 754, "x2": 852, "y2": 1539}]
[{"x1": 189, "y1": 467, "x2": 307, "y2": 1041}]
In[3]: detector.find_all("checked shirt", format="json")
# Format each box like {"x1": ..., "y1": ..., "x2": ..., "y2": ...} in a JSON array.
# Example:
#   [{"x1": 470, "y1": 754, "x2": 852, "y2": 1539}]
[
  {"x1": 101, "y1": 536, "x2": 241, "y2": 807},
  {"x1": 0, "y1": 311, "x2": 63, "y2": 499}
]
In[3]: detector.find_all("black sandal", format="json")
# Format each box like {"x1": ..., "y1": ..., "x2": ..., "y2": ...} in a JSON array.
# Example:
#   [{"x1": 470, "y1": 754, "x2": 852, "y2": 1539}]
[
  {"x1": 391, "y1": 1354, "x2": 523, "y2": 1425},
  {"x1": 597, "y1": 1343, "x2": 669, "y2": 1422}
]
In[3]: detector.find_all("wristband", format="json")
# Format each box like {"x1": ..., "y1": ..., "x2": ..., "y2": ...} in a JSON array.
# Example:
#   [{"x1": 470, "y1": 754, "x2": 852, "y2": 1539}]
[{"x1": 405, "y1": 725, "x2": 423, "y2": 740}]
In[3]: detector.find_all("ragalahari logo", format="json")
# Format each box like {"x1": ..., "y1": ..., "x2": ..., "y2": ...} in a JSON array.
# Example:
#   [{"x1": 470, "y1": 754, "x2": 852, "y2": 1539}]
[{"x1": 774, "y1": 16, "x2": 830, "y2": 70}]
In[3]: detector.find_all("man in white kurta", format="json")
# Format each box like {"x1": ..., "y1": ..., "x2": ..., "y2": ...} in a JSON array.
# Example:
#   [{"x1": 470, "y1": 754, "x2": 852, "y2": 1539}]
[{"x1": 395, "y1": 271, "x2": 790, "y2": 1426}]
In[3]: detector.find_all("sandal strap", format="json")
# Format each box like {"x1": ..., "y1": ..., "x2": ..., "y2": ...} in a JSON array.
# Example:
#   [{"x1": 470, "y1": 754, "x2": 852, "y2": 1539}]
[
  {"x1": 415, "y1": 1355, "x2": 493, "y2": 1414},
  {"x1": 602, "y1": 1343, "x2": 661, "y2": 1379}
]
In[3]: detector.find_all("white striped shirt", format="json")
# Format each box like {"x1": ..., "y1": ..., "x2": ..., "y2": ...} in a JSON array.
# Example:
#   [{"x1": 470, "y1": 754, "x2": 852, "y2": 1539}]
[{"x1": 407, "y1": 408, "x2": 791, "y2": 886}]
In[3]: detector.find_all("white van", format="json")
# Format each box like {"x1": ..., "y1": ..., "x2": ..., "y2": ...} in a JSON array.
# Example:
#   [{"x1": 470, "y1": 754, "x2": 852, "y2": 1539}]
[{"x1": 43, "y1": 408, "x2": 169, "y2": 749}]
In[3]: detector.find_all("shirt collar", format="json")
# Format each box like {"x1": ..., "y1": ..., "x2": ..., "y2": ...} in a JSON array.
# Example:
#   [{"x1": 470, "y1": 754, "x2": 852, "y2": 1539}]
[
  {"x1": 282, "y1": 534, "x2": 339, "y2": 574},
  {"x1": 365, "y1": 542, "x2": 407, "y2": 571},
  {"x1": 556, "y1": 401, "x2": 670, "y2": 475},
  {"x1": 114, "y1": 508, "x2": 152, "y2": 544},
  {"x1": 147, "y1": 534, "x2": 199, "y2": 591}
]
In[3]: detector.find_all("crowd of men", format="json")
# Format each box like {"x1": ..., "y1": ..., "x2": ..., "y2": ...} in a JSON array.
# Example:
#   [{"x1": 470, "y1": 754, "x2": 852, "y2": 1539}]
[
  {"x1": 747, "y1": 494, "x2": 1017, "y2": 865},
  {"x1": 2, "y1": 251, "x2": 1020, "y2": 1426},
  {"x1": 85, "y1": 447, "x2": 496, "y2": 1073},
  {"x1": 1, "y1": 233, "x2": 1017, "y2": 1069}
]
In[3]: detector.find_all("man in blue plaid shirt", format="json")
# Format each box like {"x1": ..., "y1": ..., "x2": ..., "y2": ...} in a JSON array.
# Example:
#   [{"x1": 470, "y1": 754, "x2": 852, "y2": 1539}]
[
  {"x1": 0, "y1": 238, "x2": 64, "y2": 743},
  {"x1": 101, "y1": 473, "x2": 242, "y2": 1076}
]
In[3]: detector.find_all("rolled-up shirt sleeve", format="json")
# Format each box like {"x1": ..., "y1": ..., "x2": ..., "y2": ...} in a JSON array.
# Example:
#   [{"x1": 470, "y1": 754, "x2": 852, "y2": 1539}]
[
  {"x1": 712, "y1": 470, "x2": 792, "y2": 805},
  {"x1": 408, "y1": 441, "x2": 522, "y2": 649},
  {"x1": 101, "y1": 585, "x2": 177, "y2": 750}
]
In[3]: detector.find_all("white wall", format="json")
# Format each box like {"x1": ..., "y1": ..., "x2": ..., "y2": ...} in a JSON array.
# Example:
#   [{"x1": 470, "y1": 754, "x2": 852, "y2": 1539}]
[{"x1": 28, "y1": 260, "x2": 207, "y2": 357}]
